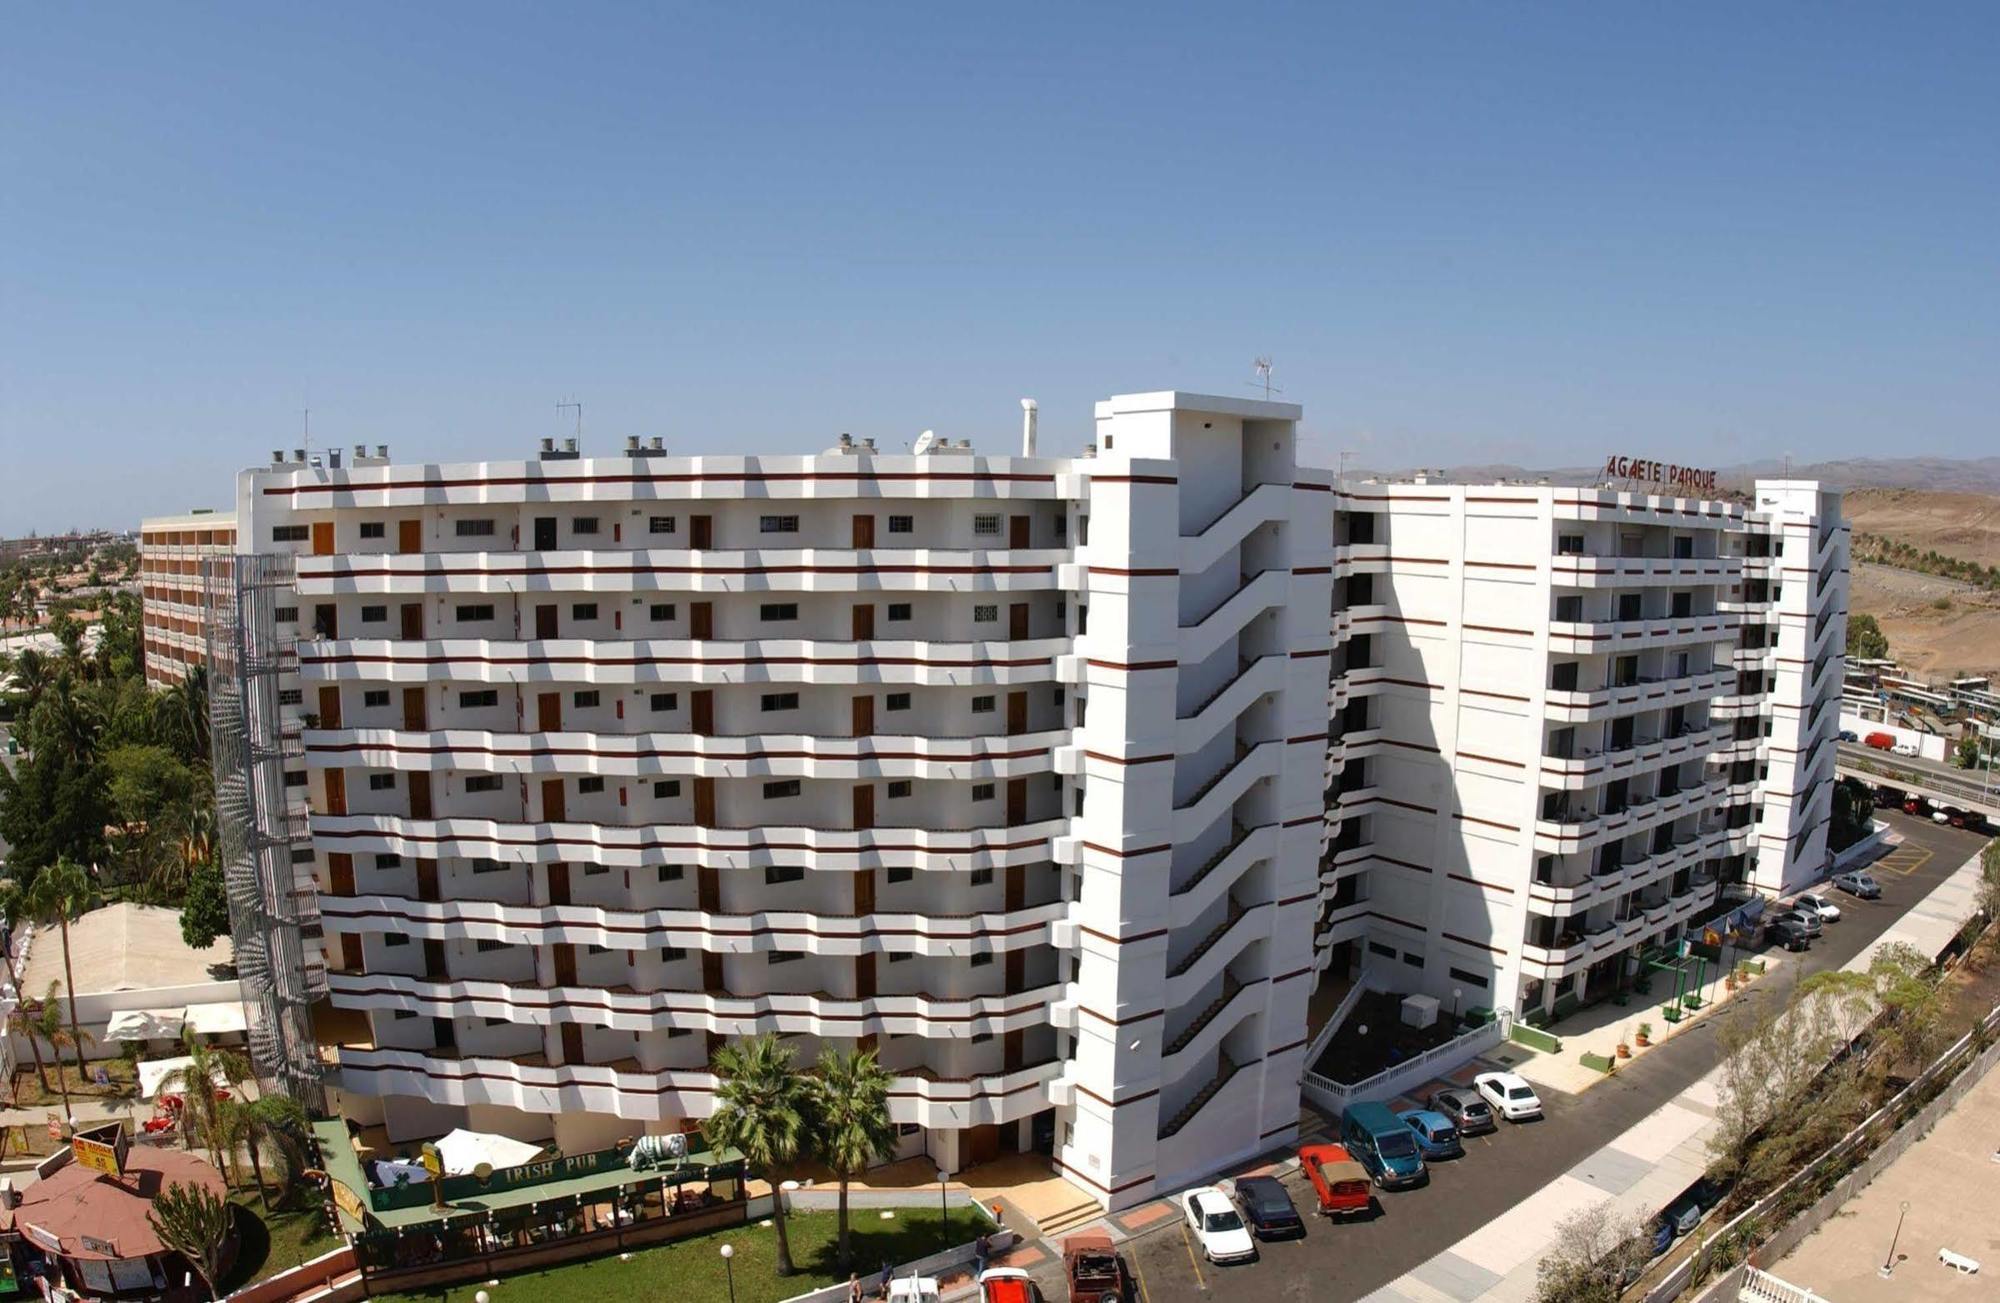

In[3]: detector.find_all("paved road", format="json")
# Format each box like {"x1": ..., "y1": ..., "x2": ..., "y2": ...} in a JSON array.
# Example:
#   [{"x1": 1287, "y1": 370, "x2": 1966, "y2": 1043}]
[{"x1": 1113, "y1": 811, "x2": 1992, "y2": 1303}]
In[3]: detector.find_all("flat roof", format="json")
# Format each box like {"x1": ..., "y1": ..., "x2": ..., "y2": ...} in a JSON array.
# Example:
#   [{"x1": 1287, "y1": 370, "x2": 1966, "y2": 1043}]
[
  {"x1": 313, "y1": 1120, "x2": 742, "y2": 1231},
  {"x1": 20, "y1": 903, "x2": 233, "y2": 996}
]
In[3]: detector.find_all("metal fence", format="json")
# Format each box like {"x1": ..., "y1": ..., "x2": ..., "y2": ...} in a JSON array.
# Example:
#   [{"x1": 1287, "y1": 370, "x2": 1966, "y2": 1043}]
[{"x1": 1642, "y1": 998, "x2": 2000, "y2": 1303}]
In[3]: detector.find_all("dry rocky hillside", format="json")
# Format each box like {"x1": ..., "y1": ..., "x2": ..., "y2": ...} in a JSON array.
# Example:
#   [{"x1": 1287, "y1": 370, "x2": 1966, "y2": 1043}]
[{"x1": 1844, "y1": 487, "x2": 2000, "y2": 681}]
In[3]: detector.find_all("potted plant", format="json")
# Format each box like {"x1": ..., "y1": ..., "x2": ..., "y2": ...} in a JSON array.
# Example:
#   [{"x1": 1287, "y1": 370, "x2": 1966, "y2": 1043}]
[
  {"x1": 1636, "y1": 1021, "x2": 1652, "y2": 1048},
  {"x1": 1616, "y1": 1027, "x2": 1632, "y2": 1059}
]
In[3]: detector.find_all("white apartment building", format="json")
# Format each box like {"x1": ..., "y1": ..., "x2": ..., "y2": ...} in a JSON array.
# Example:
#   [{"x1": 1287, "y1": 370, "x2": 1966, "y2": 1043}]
[
  {"x1": 139, "y1": 509, "x2": 236, "y2": 685},
  {"x1": 1314, "y1": 476, "x2": 1846, "y2": 1023},
  {"x1": 205, "y1": 400, "x2": 1844, "y2": 1212},
  {"x1": 215, "y1": 394, "x2": 1329, "y2": 1211}
]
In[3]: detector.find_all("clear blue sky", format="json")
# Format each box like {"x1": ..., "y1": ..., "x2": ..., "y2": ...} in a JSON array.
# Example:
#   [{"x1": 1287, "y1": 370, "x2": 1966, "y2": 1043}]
[{"x1": 4, "y1": 4, "x2": 1995, "y2": 532}]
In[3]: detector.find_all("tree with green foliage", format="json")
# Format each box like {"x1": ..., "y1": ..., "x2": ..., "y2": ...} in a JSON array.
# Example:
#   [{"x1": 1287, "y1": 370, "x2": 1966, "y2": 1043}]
[
  {"x1": 0, "y1": 877, "x2": 53, "y2": 1092},
  {"x1": 182, "y1": 859, "x2": 232, "y2": 950},
  {"x1": 1846, "y1": 613, "x2": 1889, "y2": 661},
  {"x1": 1979, "y1": 839, "x2": 2000, "y2": 924},
  {"x1": 147, "y1": 1179, "x2": 235, "y2": 1300},
  {"x1": 20, "y1": 986, "x2": 77, "y2": 1120},
  {"x1": 26, "y1": 858, "x2": 95, "y2": 1056},
  {"x1": 157, "y1": 1029, "x2": 254, "y2": 1184},
  {"x1": 1829, "y1": 777, "x2": 1875, "y2": 852},
  {"x1": 814, "y1": 1047, "x2": 897, "y2": 1271},
  {"x1": 1534, "y1": 1202, "x2": 1648, "y2": 1303},
  {"x1": 1955, "y1": 736, "x2": 1982, "y2": 769},
  {"x1": 707, "y1": 1033, "x2": 815, "y2": 1276}
]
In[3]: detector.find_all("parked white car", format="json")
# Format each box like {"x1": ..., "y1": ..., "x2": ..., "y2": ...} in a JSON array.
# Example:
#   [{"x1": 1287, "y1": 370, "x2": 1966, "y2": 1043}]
[
  {"x1": 1474, "y1": 1071, "x2": 1544, "y2": 1121},
  {"x1": 1181, "y1": 1186, "x2": 1257, "y2": 1263},
  {"x1": 1891, "y1": 742, "x2": 1919, "y2": 757},
  {"x1": 1792, "y1": 893, "x2": 1841, "y2": 924}
]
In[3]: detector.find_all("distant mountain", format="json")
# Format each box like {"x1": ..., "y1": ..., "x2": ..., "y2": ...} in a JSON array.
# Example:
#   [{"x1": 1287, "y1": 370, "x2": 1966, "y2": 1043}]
[{"x1": 1355, "y1": 456, "x2": 2000, "y2": 494}]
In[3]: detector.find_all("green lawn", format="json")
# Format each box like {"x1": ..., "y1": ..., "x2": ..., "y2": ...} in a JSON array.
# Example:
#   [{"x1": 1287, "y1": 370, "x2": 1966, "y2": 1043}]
[
  {"x1": 374, "y1": 1206, "x2": 991, "y2": 1303},
  {"x1": 218, "y1": 1197, "x2": 346, "y2": 1292}
]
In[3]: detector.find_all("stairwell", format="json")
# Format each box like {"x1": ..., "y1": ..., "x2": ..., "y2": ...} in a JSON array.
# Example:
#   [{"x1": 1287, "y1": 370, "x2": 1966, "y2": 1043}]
[
  {"x1": 1159, "y1": 1052, "x2": 1244, "y2": 1139},
  {"x1": 1164, "y1": 973, "x2": 1245, "y2": 1058}
]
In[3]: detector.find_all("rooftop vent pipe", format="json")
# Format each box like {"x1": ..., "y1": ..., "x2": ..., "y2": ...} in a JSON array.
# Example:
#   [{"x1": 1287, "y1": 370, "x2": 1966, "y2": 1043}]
[{"x1": 1020, "y1": 398, "x2": 1038, "y2": 457}]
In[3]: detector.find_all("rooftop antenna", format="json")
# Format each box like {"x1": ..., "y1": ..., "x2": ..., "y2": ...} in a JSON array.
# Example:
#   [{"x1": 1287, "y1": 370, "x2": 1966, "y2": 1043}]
[
  {"x1": 557, "y1": 399, "x2": 583, "y2": 441},
  {"x1": 1248, "y1": 357, "x2": 1282, "y2": 400}
]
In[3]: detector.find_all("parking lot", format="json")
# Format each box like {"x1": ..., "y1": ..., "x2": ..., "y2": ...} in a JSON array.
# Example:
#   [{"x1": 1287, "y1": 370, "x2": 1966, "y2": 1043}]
[{"x1": 1095, "y1": 810, "x2": 1992, "y2": 1302}]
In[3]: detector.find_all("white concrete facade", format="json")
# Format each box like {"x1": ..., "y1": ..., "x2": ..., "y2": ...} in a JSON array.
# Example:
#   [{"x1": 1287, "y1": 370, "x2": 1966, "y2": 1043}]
[
  {"x1": 1315, "y1": 477, "x2": 1848, "y2": 1023},
  {"x1": 224, "y1": 392, "x2": 1326, "y2": 1210}
]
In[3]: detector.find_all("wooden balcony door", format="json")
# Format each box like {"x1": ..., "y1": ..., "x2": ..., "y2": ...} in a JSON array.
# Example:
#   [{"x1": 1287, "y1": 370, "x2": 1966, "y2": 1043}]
[
  {"x1": 548, "y1": 862, "x2": 571, "y2": 905},
  {"x1": 852, "y1": 783, "x2": 875, "y2": 831},
  {"x1": 338, "y1": 933, "x2": 364, "y2": 972},
  {"x1": 1009, "y1": 603, "x2": 1030, "y2": 640},
  {"x1": 537, "y1": 691, "x2": 563, "y2": 731},
  {"x1": 398, "y1": 519, "x2": 422, "y2": 553},
  {"x1": 856, "y1": 952, "x2": 876, "y2": 1000},
  {"x1": 690, "y1": 690, "x2": 714, "y2": 737},
  {"x1": 854, "y1": 868, "x2": 876, "y2": 916},
  {"x1": 540, "y1": 778, "x2": 566, "y2": 823},
  {"x1": 1005, "y1": 948, "x2": 1026, "y2": 995},
  {"x1": 415, "y1": 858, "x2": 440, "y2": 902},
  {"x1": 317, "y1": 685, "x2": 343, "y2": 730},
  {"x1": 851, "y1": 603, "x2": 875, "y2": 641},
  {"x1": 534, "y1": 604, "x2": 558, "y2": 639},
  {"x1": 1003, "y1": 1028, "x2": 1025, "y2": 1072},
  {"x1": 851, "y1": 694, "x2": 874, "y2": 738},
  {"x1": 311, "y1": 521, "x2": 335, "y2": 556},
  {"x1": 533, "y1": 517, "x2": 558, "y2": 551},
  {"x1": 693, "y1": 777, "x2": 716, "y2": 827},
  {"x1": 1005, "y1": 777, "x2": 1027, "y2": 827},
  {"x1": 1006, "y1": 690, "x2": 1027, "y2": 737},
  {"x1": 402, "y1": 687, "x2": 428, "y2": 731},
  {"x1": 701, "y1": 953, "x2": 725, "y2": 996},
  {"x1": 697, "y1": 865, "x2": 721, "y2": 914},
  {"x1": 689, "y1": 515, "x2": 713, "y2": 550},
  {"x1": 851, "y1": 515, "x2": 875, "y2": 549},
  {"x1": 560, "y1": 1023, "x2": 584, "y2": 1064},
  {"x1": 400, "y1": 602, "x2": 424, "y2": 640},
  {"x1": 323, "y1": 768, "x2": 347, "y2": 817},
  {"x1": 553, "y1": 943, "x2": 578, "y2": 987},
  {"x1": 408, "y1": 771, "x2": 433, "y2": 820},
  {"x1": 1005, "y1": 865, "x2": 1025, "y2": 911},
  {"x1": 689, "y1": 601, "x2": 714, "y2": 640},
  {"x1": 1009, "y1": 516, "x2": 1030, "y2": 548},
  {"x1": 327, "y1": 852, "x2": 355, "y2": 897},
  {"x1": 422, "y1": 938, "x2": 446, "y2": 979}
]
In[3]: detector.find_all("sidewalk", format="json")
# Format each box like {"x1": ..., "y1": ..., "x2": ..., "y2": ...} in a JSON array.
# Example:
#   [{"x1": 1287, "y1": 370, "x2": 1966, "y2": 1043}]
[{"x1": 1361, "y1": 841, "x2": 1994, "y2": 1303}]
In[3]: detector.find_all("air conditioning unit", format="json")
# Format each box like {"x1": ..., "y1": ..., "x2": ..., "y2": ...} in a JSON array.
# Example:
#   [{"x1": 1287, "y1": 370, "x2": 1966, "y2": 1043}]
[
  {"x1": 1050, "y1": 920, "x2": 1079, "y2": 950},
  {"x1": 1047, "y1": 1077, "x2": 1075, "y2": 1107}
]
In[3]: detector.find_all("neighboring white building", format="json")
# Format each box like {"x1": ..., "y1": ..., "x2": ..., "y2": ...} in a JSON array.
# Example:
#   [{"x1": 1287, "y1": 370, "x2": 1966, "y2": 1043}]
[
  {"x1": 139, "y1": 510, "x2": 236, "y2": 685},
  {"x1": 1314, "y1": 475, "x2": 1847, "y2": 1023},
  {"x1": 204, "y1": 401, "x2": 1846, "y2": 1209}
]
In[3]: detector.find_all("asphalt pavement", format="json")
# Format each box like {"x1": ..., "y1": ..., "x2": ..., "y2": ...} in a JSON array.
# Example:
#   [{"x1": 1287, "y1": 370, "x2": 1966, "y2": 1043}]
[{"x1": 1111, "y1": 811, "x2": 1992, "y2": 1303}]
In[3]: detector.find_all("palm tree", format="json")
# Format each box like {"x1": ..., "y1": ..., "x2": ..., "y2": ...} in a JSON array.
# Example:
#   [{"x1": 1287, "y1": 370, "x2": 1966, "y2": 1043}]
[
  {"x1": 157, "y1": 1029, "x2": 253, "y2": 1184},
  {"x1": 814, "y1": 1047, "x2": 897, "y2": 1271},
  {"x1": 235, "y1": 1093, "x2": 312, "y2": 1209},
  {"x1": 25, "y1": 858, "x2": 94, "y2": 1056},
  {"x1": 42, "y1": 988, "x2": 94, "y2": 1113},
  {"x1": 147, "y1": 1179, "x2": 235, "y2": 1300},
  {"x1": 706, "y1": 1033, "x2": 814, "y2": 1276},
  {"x1": 22, "y1": 993, "x2": 73, "y2": 1120},
  {"x1": 0, "y1": 877, "x2": 53, "y2": 1093}
]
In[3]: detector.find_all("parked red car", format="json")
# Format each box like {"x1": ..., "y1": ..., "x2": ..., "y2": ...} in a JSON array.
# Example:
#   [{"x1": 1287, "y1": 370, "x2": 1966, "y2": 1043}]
[{"x1": 1299, "y1": 1143, "x2": 1373, "y2": 1219}]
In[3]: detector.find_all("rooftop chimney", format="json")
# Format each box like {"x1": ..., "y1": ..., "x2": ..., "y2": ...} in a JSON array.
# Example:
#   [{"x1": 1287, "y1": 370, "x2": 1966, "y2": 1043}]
[
  {"x1": 294, "y1": 448, "x2": 306, "y2": 463},
  {"x1": 1020, "y1": 398, "x2": 1038, "y2": 457},
  {"x1": 626, "y1": 435, "x2": 641, "y2": 451},
  {"x1": 376, "y1": 445, "x2": 388, "y2": 459},
  {"x1": 564, "y1": 438, "x2": 577, "y2": 453},
  {"x1": 271, "y1": 450, "x2": 284, "y2": 465},
  {"x1": 354, "y1": 444, "x2": 367, "y2": 462}
]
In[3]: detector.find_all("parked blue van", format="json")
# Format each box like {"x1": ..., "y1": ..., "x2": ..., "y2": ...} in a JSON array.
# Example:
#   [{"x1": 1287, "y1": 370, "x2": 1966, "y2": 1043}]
[{"x1": 1340, "y1": 1101, "x2": 1427, "y2": 1189}]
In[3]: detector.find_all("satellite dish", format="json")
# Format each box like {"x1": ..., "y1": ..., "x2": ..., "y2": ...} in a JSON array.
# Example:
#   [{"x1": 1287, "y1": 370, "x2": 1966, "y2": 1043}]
[
  {"x1": 912, "y1": 430, "x2": 937, "y2": 455},
  {"x1": 473, "y1": 1161, "x2": 494, "y2": 1181}
]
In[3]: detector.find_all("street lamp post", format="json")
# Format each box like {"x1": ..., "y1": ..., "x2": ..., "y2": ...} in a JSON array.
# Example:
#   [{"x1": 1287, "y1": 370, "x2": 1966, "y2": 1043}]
[
  {"x1": 720, "y1": 1243, "x2": 736, "y2": 1303},
  {"x1": 1880, "y1": 1201, "x2": 1910, "y2": 1277},
  {"x1": 1451, "y1": 988, "x2": 1463, "y2": 1025},
  {"x1": 937, "y1": 1167, "x2": 951, "y2": 1255}
]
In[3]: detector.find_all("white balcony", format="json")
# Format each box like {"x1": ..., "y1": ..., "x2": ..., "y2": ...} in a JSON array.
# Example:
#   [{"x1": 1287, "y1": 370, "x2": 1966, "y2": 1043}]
[
  {"x1": 1542, "y1": 671, "x2": 1733, "y2": 723},
  {"x1": 1550, "y1": 555, "x2": 1743, "y2": 589},
  {"x1": 1539, "y1": 724, "x2": 1729, "y2": 789},
  {"x1": 304, "y1": 726, "x2": 1068, "y2": 783},
  {"x1": 329, "y1": 1044, "x2": 1061, "y2": 1130},
  {"x1": 1548, "y1": 612, "x2": 1740, "y2": 655},
  {"x1": 310, "y1": 812, "x2": 1067, "y2": 873},
  {"x1": 319, "y1": 894, "x2": 1067, "y2": 959},
  {"x1": 327, "y1": 970, "x2": 1064, "y2": 1041},
  {"x1": 298, "y1": 636, "x2": 1072, "y2": 688},
  {"x1": 294, "y1": 547, "x2": 1074, "y2": 597}
]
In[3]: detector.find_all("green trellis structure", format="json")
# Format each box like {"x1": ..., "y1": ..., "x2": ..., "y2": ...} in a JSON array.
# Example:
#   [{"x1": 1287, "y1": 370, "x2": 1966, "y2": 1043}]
[{"x1": 1643, "y1": 940, "x2": 1708, "y2": 1024}]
